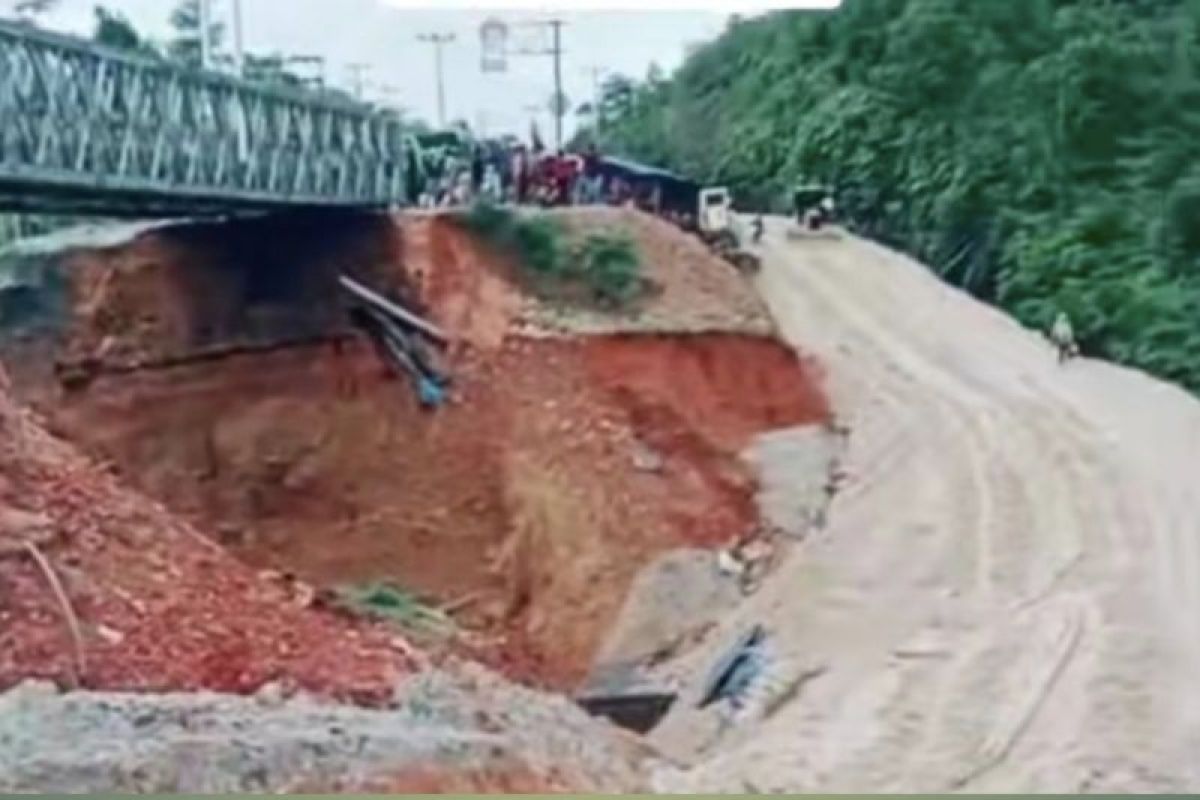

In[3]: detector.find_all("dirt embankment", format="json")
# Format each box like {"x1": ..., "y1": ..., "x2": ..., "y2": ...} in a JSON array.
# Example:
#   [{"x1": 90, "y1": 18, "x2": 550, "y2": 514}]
[
  {"x1": 22, "y1": 330, "x2": 826, "y2": 688},
  {"x1": 0, "y1": 208, "x2": 830, "y2": 697},
  {"x1": 0, "y1": 364, "x2": 410, "y2": 702},
  {"x1": 1, "y1": 212, "x2": 406, "y2": 388}
]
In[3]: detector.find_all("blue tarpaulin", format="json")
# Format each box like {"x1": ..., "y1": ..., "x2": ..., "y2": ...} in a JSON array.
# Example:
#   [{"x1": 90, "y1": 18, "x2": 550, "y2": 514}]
[{"x1": 594, "y1": 156, "x2": 700, "y2": 213}]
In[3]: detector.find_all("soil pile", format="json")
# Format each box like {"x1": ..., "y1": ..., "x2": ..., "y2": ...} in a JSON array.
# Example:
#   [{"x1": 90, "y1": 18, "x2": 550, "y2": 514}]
[
  {"x1": 0, "y1": 364, "x2": 410, "y2": 702},
  {"x1": 399, "y1": 208, "x2": 775, "y2": 340},
  {"x1": 543, "y1": 207, "x2": 773, "y2": 335}
]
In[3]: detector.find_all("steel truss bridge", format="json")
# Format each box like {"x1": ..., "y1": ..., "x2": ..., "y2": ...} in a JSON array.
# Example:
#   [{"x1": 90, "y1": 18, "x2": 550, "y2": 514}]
[{"x1": 0, "y1": 19, "x2": 407, "y2": 217}]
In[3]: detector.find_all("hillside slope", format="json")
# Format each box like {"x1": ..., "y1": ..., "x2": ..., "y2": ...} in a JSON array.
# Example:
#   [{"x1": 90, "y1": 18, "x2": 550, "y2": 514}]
[
  {"x1": 594, "y1": 1, "x2": 1200, "y2": 395},
  {"x1": 652, "y1": 220, "x2": 1200, "y2": 793}
]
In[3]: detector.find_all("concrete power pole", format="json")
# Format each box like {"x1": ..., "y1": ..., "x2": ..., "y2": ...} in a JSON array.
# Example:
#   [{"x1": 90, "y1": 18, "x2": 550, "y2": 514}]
[
  {"x1": 230, "y1": 0, "x2": 244, "y2": 75},
  {"x1": 418, "y1": 32, "x2": 455, "y2": 128},
  {"x1": 198, "y1": 0, "x2": 213, "y2": 69},
  {"x1": 549, "y1": 20, "x2": 564, "y2": 150}
]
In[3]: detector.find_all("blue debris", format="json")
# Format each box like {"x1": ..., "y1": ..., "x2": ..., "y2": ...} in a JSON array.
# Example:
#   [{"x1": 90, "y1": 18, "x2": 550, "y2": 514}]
[
  {"x1": 417, "y1": 375, "x2": 446, "y2": 408},
  {"x1": 698, "y1": 624, "x2": 768, "y2": 709}
]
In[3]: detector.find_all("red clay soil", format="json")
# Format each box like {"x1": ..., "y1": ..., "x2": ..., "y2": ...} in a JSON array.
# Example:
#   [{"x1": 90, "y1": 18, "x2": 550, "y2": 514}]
[
  {"x1": 0, "y1": 366, "x2": 411, "y2": 703},
  {"x1": 583, "y1": 333, "x2": 832, "y2": 453},
  {"x1": 396, "y1": 208, "x2": 773, "y2": 343},
  {"x1": 20, "y1": 331, "x2": 827, "y2": 689},
  {"x1": 399, "y1": 214, "x2": 524, "y2": 351},
  {"x1": 1, "y1": 207, "x2": 830, "y2": 692}
]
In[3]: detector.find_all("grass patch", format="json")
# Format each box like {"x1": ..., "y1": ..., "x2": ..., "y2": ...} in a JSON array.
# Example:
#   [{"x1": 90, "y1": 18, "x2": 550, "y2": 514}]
[
  {"x1": 575, "y1": 230, "x2": 642, "y2": 304},
  {"x1": 456, "y1": 202, "x2": 645, "y2": 307},
  {"x1": 334, "y1": 581, "x2": 456, "y2": 637}
]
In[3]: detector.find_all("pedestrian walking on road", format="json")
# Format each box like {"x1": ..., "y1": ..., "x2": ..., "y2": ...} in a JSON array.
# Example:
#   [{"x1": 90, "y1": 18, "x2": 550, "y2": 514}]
[
  {"x1": 1050, "y1": 311, "x2": 1079, "y2": 364},
  {"x1": 751, "y1": 215, "x2": 765, "y2": 244}
]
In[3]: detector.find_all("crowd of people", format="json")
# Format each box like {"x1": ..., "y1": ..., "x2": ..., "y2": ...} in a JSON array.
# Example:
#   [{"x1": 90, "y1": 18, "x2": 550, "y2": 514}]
[{"x1": 415, "y1": 138, "x2": 669, "y2": 215}]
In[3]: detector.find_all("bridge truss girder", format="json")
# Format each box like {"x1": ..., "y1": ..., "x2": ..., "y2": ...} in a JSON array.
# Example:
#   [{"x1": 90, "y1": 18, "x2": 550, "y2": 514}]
[{"x1": 0, "y1": 20, "x2": 407, "y2": 217}]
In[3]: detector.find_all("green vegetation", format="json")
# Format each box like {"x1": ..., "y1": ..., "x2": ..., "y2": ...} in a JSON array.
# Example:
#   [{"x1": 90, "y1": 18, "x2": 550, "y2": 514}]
[
  {"x1": 458, "y1": 203, "x2": 644, "y2": 306},
  {"x1": 588, "y1": 0, "x2": 1200, "y2": 392},
  {"x1": 92, "y1": 7, "x2": 158, "y2": 56},
  {"x1": 86, "y1": 2, "x2": 361, "y2": 102},
  {"x1": 576, "y1": 230, "x2": 642, "y2": 304},
  {"x1": 333, "y1": 581, "x2": 456, "y2": 637}
]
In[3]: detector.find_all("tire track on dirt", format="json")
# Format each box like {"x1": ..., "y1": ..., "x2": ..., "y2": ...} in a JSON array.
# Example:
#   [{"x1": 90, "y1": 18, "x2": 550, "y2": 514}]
[{"x1": 656, "y1": 223, "x2": 1200, "y2": 792}]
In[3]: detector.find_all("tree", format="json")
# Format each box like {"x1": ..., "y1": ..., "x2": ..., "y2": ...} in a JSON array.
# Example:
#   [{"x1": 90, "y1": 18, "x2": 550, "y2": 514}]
[
  {"x1": 92, "y1": 6, "x2": 158, "y2": 56},
  {"x1": 13, "y1": 0, "x2": 58, "y2": 20},
  {"x1": 598, "y1": 74, "x2": 635, "y2": 121},
  {"x1": 588, "y1": 0, "x2": 1200, "y2": 395}
]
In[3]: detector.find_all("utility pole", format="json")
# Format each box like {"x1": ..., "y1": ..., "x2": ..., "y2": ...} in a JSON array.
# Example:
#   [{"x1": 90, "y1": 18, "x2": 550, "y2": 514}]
[
  {"x1": 549, "y1": 19, "x2": 564, "y2": 150},
  {"x1": 198, "y1": 0, "x2": 213, "y2": 69},
  {"x1": 347, "y1": 62, "x2": 371, "y2": 100},
  {"x1": 418, "y1": 32, "x2": 455, "y2": 128},
  {"x1": 230, "y1": 0, "x2": 245, "y2": 75}
]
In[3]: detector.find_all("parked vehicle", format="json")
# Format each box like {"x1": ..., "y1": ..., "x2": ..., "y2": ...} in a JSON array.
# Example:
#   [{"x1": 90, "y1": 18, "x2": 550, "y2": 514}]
[{"x1": 698, "y1": 186, "x2": 760, "y2": 275}]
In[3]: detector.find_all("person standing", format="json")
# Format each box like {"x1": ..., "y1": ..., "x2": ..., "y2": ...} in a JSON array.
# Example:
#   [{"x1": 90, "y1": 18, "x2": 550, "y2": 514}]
[
  {"x1": 1050, "y1": 311, "x2": 1079, "y2": 364},
  {"x1": 470, "y1": 147, "x2": 485, "y2": 195},
  {"x1": 482, "y1": 162, "x2": 502, "y2": 202},
  {"x1": 579, "y1": 143, "x2": 602, "y2": 204},
  {"x1": 553, "y1": 150, "x2": 576, "y2": 206},
  {"x1": 512, "y1": 145, "x2": 529, "y2": 205}
]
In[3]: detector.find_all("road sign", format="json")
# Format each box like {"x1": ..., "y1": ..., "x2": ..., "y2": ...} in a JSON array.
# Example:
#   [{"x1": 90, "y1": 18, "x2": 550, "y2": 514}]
[{"x1": 480, "y1": 17, "x2": 507, "y2": 72}]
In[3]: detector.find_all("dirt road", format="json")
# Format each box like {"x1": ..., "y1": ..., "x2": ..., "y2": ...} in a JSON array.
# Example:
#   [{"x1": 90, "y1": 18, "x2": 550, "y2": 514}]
[{"x1": 656, "y1": 221, "x2": 1200, "y2": 792}]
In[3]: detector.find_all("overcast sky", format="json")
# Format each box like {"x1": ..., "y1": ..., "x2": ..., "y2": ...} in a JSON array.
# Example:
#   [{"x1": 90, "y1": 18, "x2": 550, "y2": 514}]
[{"x1": 10, "y1": 1, "x2": 744, "y2": 140}]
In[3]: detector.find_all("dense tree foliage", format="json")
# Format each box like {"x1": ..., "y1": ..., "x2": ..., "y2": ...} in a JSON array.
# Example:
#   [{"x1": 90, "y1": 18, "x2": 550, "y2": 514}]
[
  {"x1": 85, "y1": 2, "x2": 359, "y2": 103},
  {"x1": 13, "y1": 0, "x2": 59, "y2": 19},
  {"x1": 589, "y1": 0, "x2": 1200, "y2": 392},
  {"x1": 92, "y1": 6, "x2": 157, "y2": 56}
]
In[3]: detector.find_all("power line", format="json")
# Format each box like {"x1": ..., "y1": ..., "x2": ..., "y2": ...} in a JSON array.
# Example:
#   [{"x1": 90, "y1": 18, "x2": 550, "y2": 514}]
[{"x1": 417, "y1": 32, "x2": 455, "y2": 128}]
